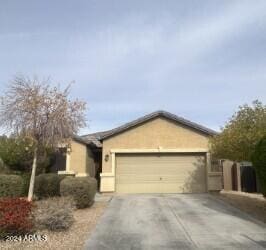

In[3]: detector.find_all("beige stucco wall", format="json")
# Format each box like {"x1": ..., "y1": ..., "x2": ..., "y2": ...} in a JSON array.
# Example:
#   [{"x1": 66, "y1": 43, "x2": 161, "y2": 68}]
[
  {"x1": 208, "y1": 172, "x2": 223, "y2": 191},
  {"x1": 69, "y1": 140, "x2": 95, "y2": 177},
  {"x1": 222, "y1": 160, "x2": 241, "y2": 191},
  {"x1": 223, "y1": 160, "x2": 233, "y2": 190},
  {"x1": 102, "y1": 117, "x2": 210, "y2": 173}
]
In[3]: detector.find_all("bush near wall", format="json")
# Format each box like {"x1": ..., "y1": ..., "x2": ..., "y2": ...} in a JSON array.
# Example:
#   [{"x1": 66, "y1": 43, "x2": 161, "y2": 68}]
[
  {"x1": 0, "y1": 175, "x2": 24, "y2": 197},
  {"x1": 34, "y1": 173, "x2": 65, "y2": 199},
  {"x1": 252, "y1": 136, "x2": 266, "y2": 197},
  {"x1": 0, "y1": 198, "x2": 34, "y2": 239},
  {"x1": 60, "y1": 177, "x2": 97, "y2": 209}
]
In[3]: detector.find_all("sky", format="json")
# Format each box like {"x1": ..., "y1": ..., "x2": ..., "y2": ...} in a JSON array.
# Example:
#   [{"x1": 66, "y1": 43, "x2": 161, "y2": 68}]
[{"x1": 0, "y1": 0, "x2": 266, "y2": 135}]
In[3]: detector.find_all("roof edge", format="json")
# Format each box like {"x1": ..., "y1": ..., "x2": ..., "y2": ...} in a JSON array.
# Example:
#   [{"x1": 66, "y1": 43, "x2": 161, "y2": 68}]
[
  {"x1": 73, "y1": 135, "x2": 91, "y2": 145},
  {"x1": 100, "y1": 110, "x2": 218, "y2": 140}
]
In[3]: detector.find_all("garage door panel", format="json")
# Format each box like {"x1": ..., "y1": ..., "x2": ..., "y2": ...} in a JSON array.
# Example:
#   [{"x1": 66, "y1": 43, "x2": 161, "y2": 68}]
[
  {"x1": 116, "y1": 183, "x2": 168, "y2": 193},
  {"x1": 116, "y1": 174, "x2": 200, "y2": 183},
  {"x1": 116, "y1": 153, "x2": 206, "y2": 193}
]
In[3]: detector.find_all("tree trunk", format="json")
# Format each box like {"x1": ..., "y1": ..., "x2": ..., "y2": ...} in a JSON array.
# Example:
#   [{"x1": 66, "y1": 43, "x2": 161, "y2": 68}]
[{"x1": 28, "y1": 147, "x2": 38, "y2": 201}]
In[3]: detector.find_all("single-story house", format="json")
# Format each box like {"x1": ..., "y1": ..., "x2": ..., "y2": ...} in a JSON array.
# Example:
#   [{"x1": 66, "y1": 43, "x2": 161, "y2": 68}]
[{"x1": 55, "y1": 110, "x2": 222, "y2": 193}]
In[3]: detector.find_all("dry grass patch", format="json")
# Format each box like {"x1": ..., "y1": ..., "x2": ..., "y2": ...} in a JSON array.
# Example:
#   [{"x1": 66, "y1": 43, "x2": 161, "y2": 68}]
[
  {"x1": 34, "y1": 197, "x2": 75, "y2": 232},
  {"x1": 213, "y1": 190, "x2": 266, "y2": 223},
  {"x1": 1, "y1": 201, "x2": 107, "y2": 250}
]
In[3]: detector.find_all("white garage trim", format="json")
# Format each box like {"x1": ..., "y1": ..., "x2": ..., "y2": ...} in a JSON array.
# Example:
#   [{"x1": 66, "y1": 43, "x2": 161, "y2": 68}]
[
  {"x1": 100, "y1": 149, "x2": 211, "y2": 193},
  {"x1": 110, "y1": 148, "x2": 209, "y2": 153},
  {"x1": 101, "y1": 148, "x2": 209, "y2": 177},
  {"x1": 115, "y1": 153, "x2": 207, "y2": 193}
]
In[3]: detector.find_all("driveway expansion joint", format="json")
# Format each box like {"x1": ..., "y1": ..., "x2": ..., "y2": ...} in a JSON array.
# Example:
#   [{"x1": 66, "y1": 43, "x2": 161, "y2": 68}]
[{"x1": 163, "y1": 195, "x2": 199, "y2": 249}]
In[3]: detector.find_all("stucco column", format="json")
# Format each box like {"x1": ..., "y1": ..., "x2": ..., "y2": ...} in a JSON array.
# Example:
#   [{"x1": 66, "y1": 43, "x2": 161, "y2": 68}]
[
  {"x1": 206, "y1": 152, "x2": 211, "y2": 191},
  {"x1": 66, "y1": 147, "x2": 71, "y2": 171},
  {"x1": 206, "y1": 152, "x2": 211, "y2": 172},
  {"x1": 111, "y1": 152, "x2": 115, "y2": 175},
  {"x1": 100, "y1": 152, "x2": 115, "y2": 192}
]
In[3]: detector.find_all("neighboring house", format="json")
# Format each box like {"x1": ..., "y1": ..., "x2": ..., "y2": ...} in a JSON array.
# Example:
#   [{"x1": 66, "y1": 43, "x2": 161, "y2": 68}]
[{"x1": 56, "y1": 110, "x2": 222, "y2": 193}]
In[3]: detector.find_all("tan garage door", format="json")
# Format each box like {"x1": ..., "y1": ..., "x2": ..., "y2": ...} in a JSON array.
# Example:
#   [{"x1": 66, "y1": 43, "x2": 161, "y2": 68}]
[{"x1": 116, "y1": 153, "x2": 206, "y2": 193}]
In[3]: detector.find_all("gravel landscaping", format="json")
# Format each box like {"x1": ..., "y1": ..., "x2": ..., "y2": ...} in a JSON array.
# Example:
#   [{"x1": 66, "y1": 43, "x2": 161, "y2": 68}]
[
  {"x1": 1, "y1": 201, "x2": 107, "y2": 250},
  {"x1": 213, "y1": 190, "x2": 266, "y2": 223}
]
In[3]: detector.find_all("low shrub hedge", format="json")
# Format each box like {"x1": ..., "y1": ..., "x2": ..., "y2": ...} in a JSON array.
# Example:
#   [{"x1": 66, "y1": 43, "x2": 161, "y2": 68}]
[
  {"x1": 21, "y1": 173, "x2": 31, "y2": 197},
  {"x1": 60, "y1": 177, "x2": 97, "y2": 209},
  {"x1": 34, "y1": 197, "x2": 74, "y2": 232},
  {"x1": 34, "y1": 173, "x2": 64, "y2": 199},
  {"x1": 0, "y1": 158, "x2": 10, "y2": 174},
  {"x1": 0, "y1": 198, "x2": 34, "y2": 239},
  {"x1": 0, "y1": 175, "x2": 24, "y2": 197}
]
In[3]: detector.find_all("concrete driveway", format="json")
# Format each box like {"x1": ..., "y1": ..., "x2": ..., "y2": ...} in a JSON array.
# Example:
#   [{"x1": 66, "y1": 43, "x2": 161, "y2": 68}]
[{"x1": 85, "y1": 194, "x2": 266, "y2": 250}]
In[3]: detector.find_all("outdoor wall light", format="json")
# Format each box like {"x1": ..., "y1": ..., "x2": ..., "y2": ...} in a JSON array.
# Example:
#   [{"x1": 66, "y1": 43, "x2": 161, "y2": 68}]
[{"x1": 105, "y1": 154, "x2": 109, "y2": 162}]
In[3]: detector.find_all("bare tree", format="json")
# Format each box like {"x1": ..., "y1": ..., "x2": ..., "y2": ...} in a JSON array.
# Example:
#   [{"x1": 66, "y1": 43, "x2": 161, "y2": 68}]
[{"x1": 0, "y1": 75, "x2": 87, "y2": 201}]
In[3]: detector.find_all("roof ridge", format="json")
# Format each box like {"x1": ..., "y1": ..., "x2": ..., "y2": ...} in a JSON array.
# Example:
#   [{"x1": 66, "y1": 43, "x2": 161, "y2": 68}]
[
  {"x1": 78, "y1": 110, "x2": 218, "y2": 146},
  {"x1": 100, "y1": 110, "x2": 218, "y2": 140}
]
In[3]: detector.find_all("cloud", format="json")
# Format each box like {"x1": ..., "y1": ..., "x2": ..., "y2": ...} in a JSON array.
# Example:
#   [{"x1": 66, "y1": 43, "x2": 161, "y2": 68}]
[{"x1": 0, "y1": 1, "x2": 265, "y2": 134}]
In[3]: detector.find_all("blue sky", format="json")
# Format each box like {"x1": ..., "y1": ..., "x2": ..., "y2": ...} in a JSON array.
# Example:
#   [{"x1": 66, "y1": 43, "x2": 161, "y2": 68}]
[{"x1": 1, "y1": 0, "x2": 266, "y2": 134}]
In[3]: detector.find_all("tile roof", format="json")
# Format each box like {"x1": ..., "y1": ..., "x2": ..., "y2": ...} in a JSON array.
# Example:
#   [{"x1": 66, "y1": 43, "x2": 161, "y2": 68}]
[
  {"x1": 80, "y1": 131, "x2": 109, "y2": 147},
  {"x1": 80, "y1": 110, "x2": 218, "y2": 147}
]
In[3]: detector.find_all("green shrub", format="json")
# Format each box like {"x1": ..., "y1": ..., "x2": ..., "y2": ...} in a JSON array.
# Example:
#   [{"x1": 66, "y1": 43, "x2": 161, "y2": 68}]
[
  {"x1": 34, "y1": 197, "x2": 74, "y2": 232},
  {"x1": 60, "y1": 177, "x2": 97, "y2": 209},
  {"x1": 0, "y1": 175, "x2": 24, "y2": 197},
  {"x1": 0, "y1": 136, "x2": 55, "y2": 174},
  {"x1": 20, "y1": 173, "x2": 31, "y2": 197},
  {"x1": 0, "y1": 158, "x2": 10, "y2": 174},
  {"x1": 34, "y1": 173, "x2": 64, "y2": 199},
  {"x1": 252, "y1": 136, "x2": 266, "y2": 197},
  {"x1": 0, "y1": 136, "x2": 35, "y2": 172}
]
